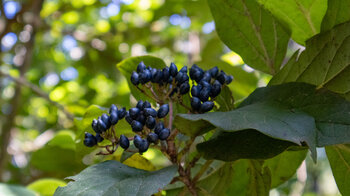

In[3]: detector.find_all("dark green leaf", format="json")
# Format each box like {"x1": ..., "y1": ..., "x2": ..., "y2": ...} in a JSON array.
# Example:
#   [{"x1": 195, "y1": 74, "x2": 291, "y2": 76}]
[
  {"x1": 54, "y1": 160, "x2": 177, "y2": 196},
  {"x1": 270, "y1": 22, "x2": 350, "y2": 95},
  {"x1": 117, "y1": 55, "x2": 166, "y2": 102},
  {"x1": 0, "y1": 183, "x2": 36, "y2": 196},
  {"x1": 207, "y1": 0, "x2": 290, "y2": 74},
  {"x1": 215, "y1": 86, "x2": 235, "y2": 111},
  {"x1": 257, "y1": 0, "x2": 327, "y2": 45},
  {"x1": 264, "y1": 149, "x2": 307, "y2": 188},
  {"x1": 321, "y1": 0, "x2": 350, "y2": 32},
  {"x1": 326, "y1": 144, "x2": 350, "y2": 196},
  {"x1": 197, "y1": 129, "x2": 299, "y2": 161}
]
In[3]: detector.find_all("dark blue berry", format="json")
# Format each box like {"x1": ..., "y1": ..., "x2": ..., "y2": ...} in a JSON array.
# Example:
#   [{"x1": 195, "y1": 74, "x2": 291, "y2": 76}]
[
  {"x1": 200, "y1": 101, "x2": 214, "y2": 113},
  {"x1": 180, "y1": 82, "x2": 190, "y2": 94},
  {"x1": 189, "y1": 65, "x2": 198, "y2": 79},
  {"x1": 210, "y1": 80, "x2": 222, "y2": 98},
  {"x1": 138, "y1": 139, "x2": 149, "y2": 153},
  {"x1": 217, "y1": 71, "x2": 226, "y2": 84},
  {"x1": 150, "y1": 68, "x2": 158, "y2": 82},
  {"x1": 191, "y1": 85, "x2": 201, "y2": 97},
  {"x1": 84, "y1": 132, "x2": 97, "y2": 147},
  {"x1": 92, "y1": 119, "x2": 99, "y2": 133},
  {"x1": 136, "y1": 113, "x2": 146, "y2": 125},
  {"x1": 143, "y1": 108, "x2": 157, "y2": 117},
  {"x1": 131, "y1": 72, "x2": 139, "y2": 85},
  {"x1": 140, "y1": 69, "x2": 151, "y2": 84},
  {"x1": 209, "y1": 66, "x2": 219, "y2": 78},
  {"x1": 154, "y1": 122, "x2": 164, "y2": 135},
  {"x1": 180, "y1": 74, "x2": 189, "y2": 84},
  {"x1": 146, "y1": 116, "x2": 156, "y2": 129},
  {"x1": 117, "y1": 107, "x2": 127, "y2": 119},
  {"x1": 153, "y1": 69, "x2": 163, "y2": 83},
  {"x1": 192, "y1": 70, "x2": 204, "y2": 82},
  {"x1": 129, "y1": 108, "x2": 140, "y2": 119},
  {"x1": 157, "y1": 104, "x2": 169, "y2": 118},
  {"x1": 199, "y1": 87, "x2": 211, "y2": 102},
  {"x1": 200, "y1": 73, "x2": 211, "y2": 83},
  {"x1": 95, "y1": 133, "x2": 104, "y2": 143},
  {"x1": 131, "y1": 120, "x2": 143, "y2": 132},
  {"x1": 169, "y1": 62, "x2": 178, "y2": 77},
  {"x1": 137, "y1": 61, "x2": 146, "y2": 73},
  {"x1": 125, "y1": 111, "x2": 133, "y2": 125},
  {"x1": 97, "y1": 118, "x2": 107, "y2": 132},
  {"x1": 158, "y1": 128, "x2": 170, "y2": 140},
  {"x1": 162, "y1": 67, "x2": 170, "y2": 82},
  {"x1": 175, "y1": 72, "x2": 183, "y2": 83},
  {"x1": 142, "y1": 101, "x2": 151, "y2": 109},
  {"x1": 191, "y1": 97, "x2": 201, "y2": 111},
  {"x1": 147, "y1": 133, "x2": 158, "y2": 143},
  {"x1": 109, "y1": 104, "x2": 118, "y2": 114},
  {"x1": 167, "y1": 76, "x2": 173, "y2": 84},
  {"x1": 200, "y1": 81, "x2": 211, "y2": 88},
  {"x1": 133, "y1": 135, "x2": 143, "y2": 148},
  {"x1": 136, "y1": 100, "x2": 144, "y2": 110},
  {"x1": 179, "y1": 66, "x2": 187, "y2": 73},
  {"x1": 225, "y1": 75, "x2": 233, "y2": 84},
  {"x1": 101, "y1": 113, "x2": 111, "y2": 129},
  {"x1": 119, "y1": 135, "x2": 130, "y2": 149},
  {"x1": 109, "y1": 111, "x2": 119, "y2": 125}
]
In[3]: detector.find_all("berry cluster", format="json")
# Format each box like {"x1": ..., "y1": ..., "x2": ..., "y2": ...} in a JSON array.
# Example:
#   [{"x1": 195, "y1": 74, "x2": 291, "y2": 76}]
[
  {"x1": 189, "y1": 65, "x2": 233, "y2": 113},
  {"x1": 124, "y1": 100, "x2": 170, "y2": 153},
  {"x1": 131, "y1": 62, "x2": 190, "y2": 97}
]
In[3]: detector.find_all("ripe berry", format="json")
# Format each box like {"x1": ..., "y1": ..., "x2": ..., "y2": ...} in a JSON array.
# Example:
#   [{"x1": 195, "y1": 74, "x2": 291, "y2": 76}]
[
  {"x1": 92, "y1": 119, "x2": 99, "y2": 133},
  {"x1": 179, "y1": 66, "x2": 188, "y2": 73},
  {"x1": 146, "y1": 116, "x2": 156, "y2": 129},
  {"x1": 154, "y1": 122, "x2": 164, "y2": 135},
  {"x1": 131, "y1": 120, "x2": 143, "y2": 132},
  {"x1": 191, "y1": 97, "x2": 201, "y2": 111},
  {"x1": 180, "y1": 82, "x2": 190, "y2": 94},
  {"x1": 158, "y1": 128, "x2": 170, "y2": 140},
  {"x1": 129, "y1": 108, "x2": 140, "y2": 119},
  {"x1": 162, "y1": 67, "x2": 170, "y2": 82},
  {"x1": 131, "y1": 72, "x2": 140, "y2": 85},
  {"x1": 142, "y1": 101, "x2": 151, "y2": 109},
  {"x1": 191, "y1": 85, "x2": 201, "y2": 97},
  {"x1": 138, "y1": 139, "x2": 149, "y2": 153},
  {"x1": 133, "y1": 135, "x2": 143, "y2": 148},
  {"x1": 192, "y1": 70, "x2": 204, "y2": 82},
  {"x1": 109, "y1": 104, "x2": 118, "y2": 114},
  {"x1": 118, "y1": 107, "x2": 127, "y2": 119},
  {"x1": 143, "y1": 108, "x2": 157, "y2": 117},
  {"x1": 119, "y1": 135, "x2": 130, "y2": 150},
  {"x1": 157, "y1": 104, "x2": 169, "y2": 118},
  {"x1": 84, "y1": 132, "x2": 97, "y2": 147},
  {"x1": 217, "y1": 71, "x2": 226, "y2": 84},
  {"x1": 125, "y1": 111, "x2": 133, "y2": 125},
  {"x1": 101, "y1": 114, "x2": 111, "y2": 129},
  {"x1": 169, "y1": 62, "x2": 178, "y2": 77},
  {"x1": 150, "y1": 68, "x2": 158, "y2": 82},
  {"x1": 95, "y1": 133, "x2": 104, "y2": 143},
  {"x1": 200, "y1": 73, "x2": 211, "y2": 83},
  {"x1": 136, "y1": 100, "x2": 144, "y2": 110},
  {"x1": 140, "y1": 69, "x2": 152, "y2": 84},
  {"x1": 200, "y1": 101, "x2": 214, "y2": 113},
  {"x1": 167, "y1": 76, "x2": 173, "y2": 84},
  {"x1": 147, "y1": 133, "x2": 158, "y2": 143},
  {"x1": 175, "y1": 72, "x2": 184, "y2": 83},
  {"x1": 153, "y1": 70, "x2": 163, "y2": 83},
  {"x1": 199, "y1": 87, "x2": 211, "y2": 102},
  {"x1": 225, "y1": 75, "x2": 233, "y2": 84},
  {"x1": 109, "y1": 111, "x2": 119, "y2": 125},
  {"x1": 136, "y1": 113, "x2": 146, "y2": 125},
  {"x1": 137, "y1": 61, "x2": 146, "y2": 73},
  {"x1": 209, "y1": 66, "x2": 219, "y2": 78},
  {"x1": 97, "y1": 118, "x2": 107, "y2": 132},
  {"x1": 210, "y1": 80, "x2": 222, "y2": 98}
]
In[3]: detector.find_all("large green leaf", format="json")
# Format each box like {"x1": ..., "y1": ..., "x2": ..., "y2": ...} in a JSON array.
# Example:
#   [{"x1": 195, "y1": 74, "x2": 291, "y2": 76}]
[
  {"x1": 225, "y1": 160, "x2": 271, "y2": 196},
  {"x1": 326, "y1": 144, "x2": 350, "y2": 196},
  {"x1": 321, "y1": 0, "x2": 350, "y2": 32},
  {"x1": 264, "y1": 149, "x2": 307, "y2": 188},
  {"x1": 27, "y1": 178, "x2": 67, "y2": 196},
  {"x1": 116, "y1": 55, "x2": 166, "y2": 102},
  {"x1": 54, "y1": 160, "x2": 177, "y2": 196},
  {"x1": 0, "y1": 183, "x2": 36, "y2": 196},
  {"x1": 207, "y1": 0, "x2": 290, "y2": 74},
  {"x1": 270, "y1": 22, "x2": 350, "y2": 96},
  {"x1": 257, "y1": 0, "x2": 327, "y2": 45}
]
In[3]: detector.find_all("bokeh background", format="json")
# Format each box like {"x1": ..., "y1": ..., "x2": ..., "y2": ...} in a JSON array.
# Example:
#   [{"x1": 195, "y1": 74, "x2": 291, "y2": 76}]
[{"x1": 0, "y1": 0, "x2": 341, "y2": 195}]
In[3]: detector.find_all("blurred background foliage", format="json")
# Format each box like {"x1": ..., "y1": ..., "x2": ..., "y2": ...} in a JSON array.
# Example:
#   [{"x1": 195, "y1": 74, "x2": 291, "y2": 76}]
[{"x1": 0, "y1": 0, "x2": 340, "y2": 195}]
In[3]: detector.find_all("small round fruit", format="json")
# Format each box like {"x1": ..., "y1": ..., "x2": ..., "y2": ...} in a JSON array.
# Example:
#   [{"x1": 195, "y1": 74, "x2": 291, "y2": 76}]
[
  {"x1": 95, "y1": 133, "x2": 104, "y2": 143},
  {"x1": 138, "y1": 139, "x2": 149, "y2": 153},
  {"x1": 143, "y1": 108, "x2": 157, "y2": 117},
  {"x1": 147, "y1": 133, "x2": 158, "y2": 143},
  {"x1": 154, "y1": 122, "x2": 164, "y2": 135},
  {"x1": 133, "y1": 135, "x2": 143, "y2": 148},
  {"x1": 136, "y1": 100, "x2": 144, "y2": 110},
  {"x1": 200, "y1": 101, "x2": 214, "y2": 113},
  {"x1": 117, "y1": 107, "x2": 127, "y2": 119},
  {"x1": 92, "y1": 119, "x2": 99, "y2": 133},
  {"x1": 129, "y1": 108, "x2": 140, "y2": 119},
  {"x1": 125, "y1": 111, "x2": 133, "y2": 125},
  {"x1": 142, "y1": 101, "x2": 151, "y2": 109},
  {"x1": 109, "y1": 111, "x2": 119, "y2": 125},
  {"x1": 97, "y1": 118, "x2": 107, "y2": 132},
  {"x1": 109, "y1": 104, "x2": 118, "y2": 114},
  {"x1": 137, "y1": 61, "x2": 146, "y2": 73},
  {"x1": 180, "y1": 82, "x2": 190, "y2": 94},
  {"x1": 101, "y1": 113, "x2": 111, "y2": 129},
  {"x1": 169, "y1": 62, "x2": 178, "y2": 77},
  {"x1": 158, "y1": 128, "x2": 170, "y2": 140},
  {"x1": 191, "y1": 97, "x2": 201, "y2": 111},
  {"x1": 131, "y1": 120, "x2": 143, "y2": 132},
  {"x1": 119, "y1": 135, "x2": 130, "y2": 150},
  {"x1": 131, "y1": 72, "x2": 140, "y2": 85},
  {"x1": 146, "y1": 116, "x2": 156, "y2": 129},
  {"x1": 84, "y1": 132, "x2": 97, "y2": 147},
  {"x1": 157, "y1": 104, "x2": 169, "y2": 118},
  {"x1": 209, "y1": 66, "x2": 219, "y2": 78}
]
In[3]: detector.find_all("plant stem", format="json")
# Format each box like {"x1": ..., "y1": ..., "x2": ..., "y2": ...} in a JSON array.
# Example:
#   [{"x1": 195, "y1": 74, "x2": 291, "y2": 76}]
[{"x1": 192, "y1": 160, "x2": 213, "y2": 183}]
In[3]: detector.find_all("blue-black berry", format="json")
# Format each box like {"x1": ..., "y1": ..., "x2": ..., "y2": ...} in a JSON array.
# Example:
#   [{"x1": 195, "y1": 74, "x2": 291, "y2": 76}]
[
  {"x1": 84, "y1": 132, "x2": 97, "y2": 147},
  {"x1": 129, "y1": 108, "x2": 140, "y2": 119},
  {"x1": 92, "y1": 119, "x2": 99, "y2": 133},
  {"x1": 119, "y1": 135, "x2": 130, "y2": 149},
  {"x1": 95, "y1": 133, "x2": 104, "y2": 143},
  {"x1": 143, "y1": 108, "x2": 157, "y2": 117},
  {"x1": 200, "y1": 101, "x2": 214, "y2": 113},
  {"x1": 109, "y1": 111, "x2": 119, "y2": 125},
  {"x1": 158, "y1": 128, "x2": 170, "y2": 140},
  {"x1": 147, "y1": 132, "x2": 158, "y2": 143},
  {"x1": 131, "y1": 72, "x2": 139, "y2": 85},
  {"x1": 131, "y1": 120, "x2": 143, "y2": 132},
  {"x1": 146, "y1": 116, "x2": 156, "y2": 129},
  {"x1": 118, "y1": 107, "x2": 127, "y2": 119},
  {"x1": 191, "y1": 97, "x2": 201, "y2": 111},
  {"x1": 169, "y1": 62, "x2": 178, "y2": 77},
  {"x1": 125, "y1": 111, "x2": 133, "y2": 125},
  {"x1": 157, "y1": 104, "x2": 169, "y2": 118},
  {"x1": 154, "y1": 122, "x2": 164, "y2": 135},
  {"x1": 137, "y1": 61, "x2": 146, "y2": 73}
]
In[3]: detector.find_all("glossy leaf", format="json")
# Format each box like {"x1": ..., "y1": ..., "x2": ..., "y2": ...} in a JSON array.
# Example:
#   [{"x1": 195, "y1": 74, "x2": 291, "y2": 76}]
[
  {"x1": 54, "y1": 160, "x2": 177, "y2": 196},
  {"x1": 258, "y1": 0, "x2": 327, "y2": 45},
  {"x1": 321, "y1": 0, "x2": 350, "y2": 32},
  {"x1": 270, "y1": 22, "x2": 350, "y2": 96},
  {"x1": 326, "y1": 144, "x2": 350, "y2": 196},
  {"x1": 208, "y1": 0, "x2": 290, "y2": 74}
]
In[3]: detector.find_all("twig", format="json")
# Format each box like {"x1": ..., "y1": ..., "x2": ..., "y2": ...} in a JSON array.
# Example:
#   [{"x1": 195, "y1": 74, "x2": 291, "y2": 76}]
[
  {"x1": 136, "y1": 86, "x2": 160, "y2": 103},
  {"x1": 192, "y1": 160, "x2": 213, "y2": 183}
]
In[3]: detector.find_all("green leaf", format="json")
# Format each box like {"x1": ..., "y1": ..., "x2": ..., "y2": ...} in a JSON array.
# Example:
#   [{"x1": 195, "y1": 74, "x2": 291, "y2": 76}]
[
  {"x1": 54, "y1": 160, "x2": 177, "y2": 196},
  {"x1": 197, "y1": 129, "x2": 299, "y2": 162},
  {"x1": 27, "y1": 178, "x2": 67, "y2": 196},
  {"x1": 270, "y1": 22, "x2": 350, "y2": 95},
  {"x1": 225, "y1": 160, "x2": 271, "y2": 196},
  {"x1": 116, "y1": 55, "x2": 166, "y2": 102},
  {"x1": 321, "y1": 0, "x2": 350, "y2": 32},
  {"x1": 207, "y1": 0, "x2": 290, "y2": 74},
  {"x1": 0, "y1": 183, "x2": 36, "y2": 196},
  {"x1": 264, "y1": 149, "x2": 307, "y2": 188},
  {"x1": 257, "y1": 0, "x2": 327, "y2": 45},
  {"x1": 326, "y1": 144, "x2": 350, "y2": 196},
  {"x1": 215, "y1": 86, "x2": 235, "y2": 112},
  {"x1": 120, "y1": 144, "x2": 138, "y2": 163}
]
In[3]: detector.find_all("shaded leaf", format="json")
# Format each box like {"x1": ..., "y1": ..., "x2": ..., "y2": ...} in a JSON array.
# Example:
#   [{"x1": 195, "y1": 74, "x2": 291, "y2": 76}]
[
  {"x1": 326, "y1": 144, "x2": 350, "y2": 196},
  {"x1": 120, "y1": 144, "x2": 138, "y2": 163},
  {"x1": 27, "y1": 178, "x2": 67, "y2": 196},
  {"x1": 321, "y1": 0, "x2": 350, "y2": 32},
  {"x1": 0, "y1": 183, "x2": 36, "y2": 196},
  {"x1": 54, "y1": 160, "x2": 177, "y2": 196},
  {"x1": 215, "y1": 86, "x2": 235, "y2": 111},
  {"x1": 270, "y1": 22, "x2": 350, "y2": 96},
  {"x1": 258, "y1": 0, "x2": 327, "y2": 45},
  {"x1": 208, "y1": 0, "x2": 290, "y2": 74}
]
